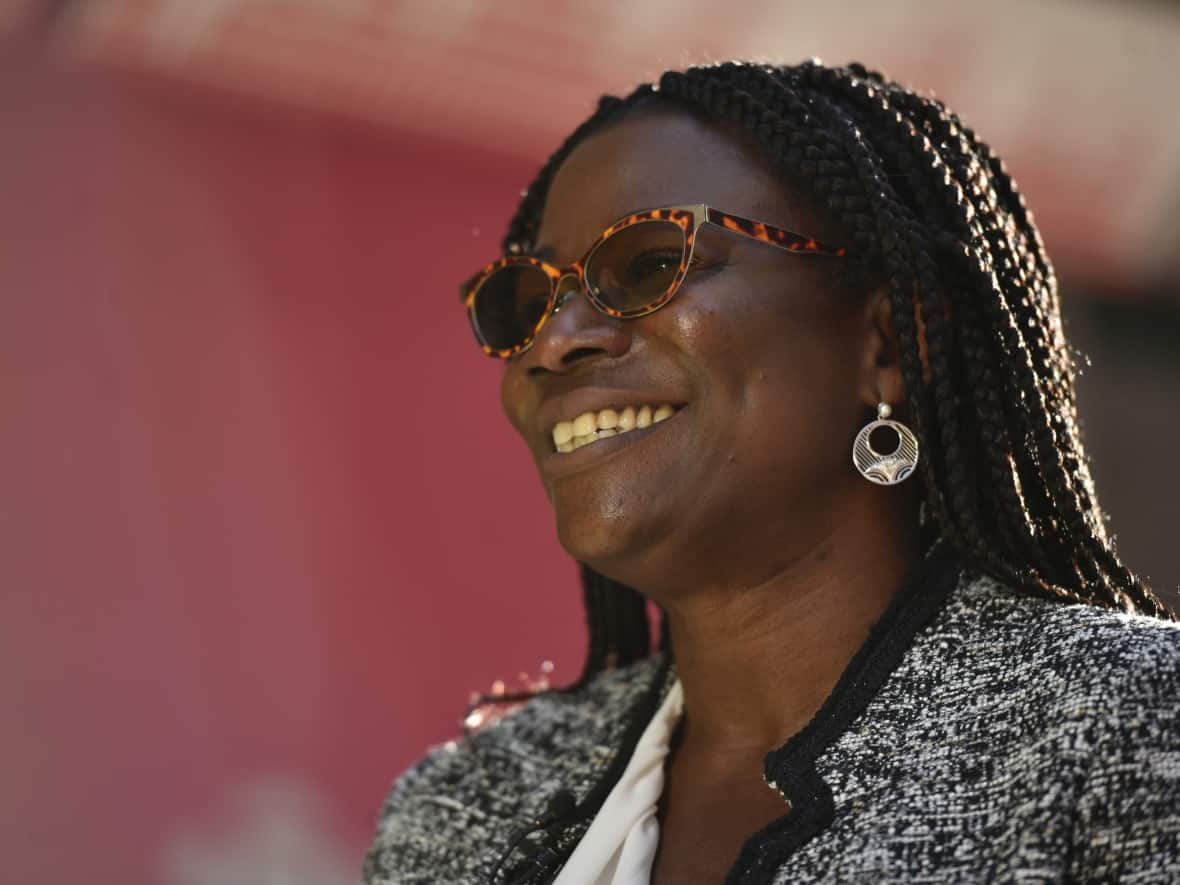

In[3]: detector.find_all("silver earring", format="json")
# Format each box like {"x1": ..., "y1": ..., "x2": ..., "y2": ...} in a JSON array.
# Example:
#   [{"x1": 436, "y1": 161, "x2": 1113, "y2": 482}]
[{"x1": 852, "y1": 401, "x2": 920, "y2": 485}]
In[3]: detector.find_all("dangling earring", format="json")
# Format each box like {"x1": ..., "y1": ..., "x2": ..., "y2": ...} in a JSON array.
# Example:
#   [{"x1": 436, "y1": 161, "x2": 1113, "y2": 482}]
[{"x1": 852, "y1": 401, "x2": 920, "y2": 485}]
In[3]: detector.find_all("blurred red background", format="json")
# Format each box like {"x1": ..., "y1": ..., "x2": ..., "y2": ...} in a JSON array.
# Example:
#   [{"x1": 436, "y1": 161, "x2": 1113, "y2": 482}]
[{"x1": 2, "y1": 2, "x2": 1178, "y2": 883}]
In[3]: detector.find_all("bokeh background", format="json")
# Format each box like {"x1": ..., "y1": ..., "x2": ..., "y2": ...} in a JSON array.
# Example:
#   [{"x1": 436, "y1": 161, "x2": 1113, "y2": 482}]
[{"x1": 2, "y1": 1, "x2": 1178, "y2": 882}]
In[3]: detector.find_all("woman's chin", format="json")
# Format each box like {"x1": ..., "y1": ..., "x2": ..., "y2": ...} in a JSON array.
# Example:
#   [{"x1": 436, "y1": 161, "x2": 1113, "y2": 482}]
[
  {"x1": 556, "y1": 519, "x2": 627, "y2": 566},
  {"x1": 554, "y1": 509, "x2": 661, "y2": 576}
]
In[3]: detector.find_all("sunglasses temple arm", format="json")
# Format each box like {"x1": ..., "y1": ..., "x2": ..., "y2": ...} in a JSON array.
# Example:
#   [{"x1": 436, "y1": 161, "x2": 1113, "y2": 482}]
[{"x1": 702, "y1": 206, "x2": 846, "y2": 256}]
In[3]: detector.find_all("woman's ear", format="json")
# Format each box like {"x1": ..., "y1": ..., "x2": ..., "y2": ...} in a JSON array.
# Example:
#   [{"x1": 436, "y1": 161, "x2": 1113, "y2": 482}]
[{"x1": 857, "y1": 286, "x2": 906, "y2": 409}]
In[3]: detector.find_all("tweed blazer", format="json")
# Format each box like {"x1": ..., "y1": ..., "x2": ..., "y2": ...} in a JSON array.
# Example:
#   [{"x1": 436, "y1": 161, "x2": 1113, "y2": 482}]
[{"x1": 364, "y1": 543, "x2": 1180, "y2": 883}]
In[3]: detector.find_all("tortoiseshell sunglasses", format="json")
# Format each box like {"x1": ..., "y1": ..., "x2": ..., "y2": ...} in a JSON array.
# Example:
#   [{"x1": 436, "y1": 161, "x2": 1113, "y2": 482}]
[{"x1": 462, "y1": 203, "x2": 846, "y2": 358}]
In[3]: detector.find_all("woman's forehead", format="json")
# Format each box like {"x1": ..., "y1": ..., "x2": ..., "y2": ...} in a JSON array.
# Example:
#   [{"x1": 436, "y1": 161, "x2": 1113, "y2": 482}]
[{"x1": 535, "y1": 108, "x2": 810, "y2": 257}]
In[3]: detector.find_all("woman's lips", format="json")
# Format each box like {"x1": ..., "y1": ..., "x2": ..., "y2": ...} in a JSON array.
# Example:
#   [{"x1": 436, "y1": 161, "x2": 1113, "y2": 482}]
[
  {"x1": 551, "y1": 403, "x2": 683, "y2": 453},
  {"x1": 539, "y1": 405, "x2": 687, "y2": 480}
]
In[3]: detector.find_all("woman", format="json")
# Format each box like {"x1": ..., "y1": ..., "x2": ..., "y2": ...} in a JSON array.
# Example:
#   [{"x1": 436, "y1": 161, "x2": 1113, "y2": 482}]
[{"x1": 364, "y1": 60, "x2": 1179, "y2": 884}]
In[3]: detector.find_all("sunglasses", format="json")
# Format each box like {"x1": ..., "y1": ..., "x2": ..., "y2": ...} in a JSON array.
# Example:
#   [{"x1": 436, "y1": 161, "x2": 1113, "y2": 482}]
[{"x1": 462, "y1": 203, "x2": 846, "y2": 358}]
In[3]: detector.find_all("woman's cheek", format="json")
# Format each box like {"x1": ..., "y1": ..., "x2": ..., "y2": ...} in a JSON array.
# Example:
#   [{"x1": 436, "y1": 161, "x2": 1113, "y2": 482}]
[
  {"x1": 499, "y1": 365, "x2": 534, "y2": 442},
  {"x1": 658, "y1": 282, "x2": 744, "y2": 360}
]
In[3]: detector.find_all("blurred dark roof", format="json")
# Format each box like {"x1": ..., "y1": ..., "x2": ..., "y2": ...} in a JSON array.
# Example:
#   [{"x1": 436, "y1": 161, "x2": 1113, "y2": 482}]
[{"x1": 5, "y1": 0, "x2": 1179, "y2": 294}]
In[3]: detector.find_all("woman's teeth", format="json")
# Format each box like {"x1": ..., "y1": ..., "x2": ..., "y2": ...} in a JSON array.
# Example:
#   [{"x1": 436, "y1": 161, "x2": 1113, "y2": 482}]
[{"x1": 551, "y1": 404, "x2": 678, "y2": 453}]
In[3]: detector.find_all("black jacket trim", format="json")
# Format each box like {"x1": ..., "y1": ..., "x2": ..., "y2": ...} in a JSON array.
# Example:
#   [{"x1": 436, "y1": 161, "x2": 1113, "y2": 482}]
[{"x1": 725, "y1": 537, "x2": 963, "y2": 883}]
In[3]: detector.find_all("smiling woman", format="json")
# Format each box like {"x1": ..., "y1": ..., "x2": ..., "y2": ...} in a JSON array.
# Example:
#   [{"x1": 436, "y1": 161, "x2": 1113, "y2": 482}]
[{"x1": 363, "y1": 60, "x2": 1180, "y2": 885}]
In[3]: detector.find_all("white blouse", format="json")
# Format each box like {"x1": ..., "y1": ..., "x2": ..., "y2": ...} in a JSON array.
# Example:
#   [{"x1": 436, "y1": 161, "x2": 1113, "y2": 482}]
[{"x1": 553, "y1": 677, "x2": 685, "y2": 884}]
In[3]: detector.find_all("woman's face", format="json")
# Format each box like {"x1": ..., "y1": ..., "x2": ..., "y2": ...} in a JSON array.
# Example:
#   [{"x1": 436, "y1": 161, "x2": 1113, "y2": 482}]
[{"x1": 499, "y1": 107, "x2": 898, "y2": 595}]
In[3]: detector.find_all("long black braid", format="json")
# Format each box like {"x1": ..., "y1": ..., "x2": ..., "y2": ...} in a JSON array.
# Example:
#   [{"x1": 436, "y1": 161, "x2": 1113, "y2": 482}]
[{"x1": 468, "y1": 59, "x2": 1174, "y2": 883}]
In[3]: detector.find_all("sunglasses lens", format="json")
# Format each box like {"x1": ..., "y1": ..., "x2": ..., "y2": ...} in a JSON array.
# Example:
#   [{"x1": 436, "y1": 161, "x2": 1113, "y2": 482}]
[
  {"x1": 471, "y1": 265, "x2": 552, "y2": 352},
  {"x1": 587, "y1": 220, "x2": 687, "y2": 314}
]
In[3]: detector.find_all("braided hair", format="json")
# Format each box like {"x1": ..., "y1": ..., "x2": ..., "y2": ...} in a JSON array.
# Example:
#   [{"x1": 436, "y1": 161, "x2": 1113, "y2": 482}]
[
  {"x1": 469, "y1": 59, "x2": 1175, "y2": 881},
  {"x1": 491, "y1": 59, "x2": 1176, "y2": 694}
]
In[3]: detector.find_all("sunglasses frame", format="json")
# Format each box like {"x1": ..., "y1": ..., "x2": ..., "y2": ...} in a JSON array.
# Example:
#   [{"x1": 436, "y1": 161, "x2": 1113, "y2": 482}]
[{"x1": 463, "y1": 203, "x2": 847, "y2": 359}]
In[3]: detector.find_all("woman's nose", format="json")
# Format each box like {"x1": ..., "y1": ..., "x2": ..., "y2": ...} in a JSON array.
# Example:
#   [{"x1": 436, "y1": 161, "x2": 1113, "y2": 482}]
[{"x1": 522, "y1": 273, "x2": 632, "y2": 373}]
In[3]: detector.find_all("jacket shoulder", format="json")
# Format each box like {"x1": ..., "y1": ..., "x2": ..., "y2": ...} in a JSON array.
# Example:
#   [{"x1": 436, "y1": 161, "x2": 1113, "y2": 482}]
[
  {"x1": 952, "y1": 571, "x2": 1180, "y2": 699},
  {"x1": 363, "y1": 653, "x2": 665, "y2": 884}
]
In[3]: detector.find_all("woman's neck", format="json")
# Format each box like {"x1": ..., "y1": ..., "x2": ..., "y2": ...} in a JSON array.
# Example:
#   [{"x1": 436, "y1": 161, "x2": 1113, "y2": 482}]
[{"x1": 658, "y1": 507, "x2": 922, "y2": 760}]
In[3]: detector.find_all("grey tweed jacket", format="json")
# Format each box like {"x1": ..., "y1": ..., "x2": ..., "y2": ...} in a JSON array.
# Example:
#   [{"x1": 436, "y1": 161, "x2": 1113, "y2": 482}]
[{"x1": 364, "y1": 544, "x2": 1180, "y2": 883}]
